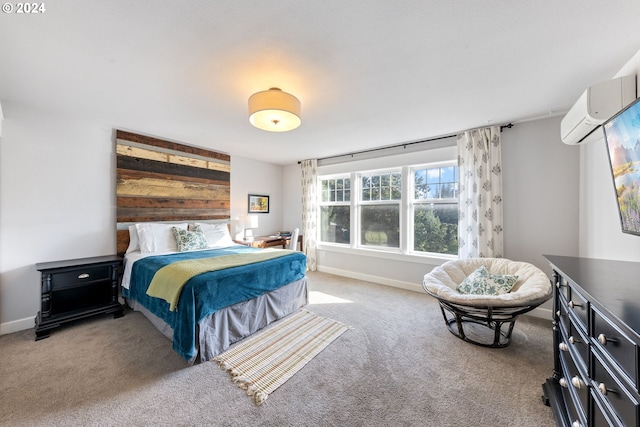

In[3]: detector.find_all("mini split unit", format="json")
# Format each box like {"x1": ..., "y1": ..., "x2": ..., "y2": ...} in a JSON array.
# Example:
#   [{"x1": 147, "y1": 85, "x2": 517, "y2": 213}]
[{"x1": 560, "y1": 74, "x2": 637, "y2": 145}]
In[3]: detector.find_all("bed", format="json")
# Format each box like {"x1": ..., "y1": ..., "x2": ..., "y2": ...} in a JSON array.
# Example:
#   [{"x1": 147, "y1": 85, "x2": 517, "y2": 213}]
[
  {"x1": 114, "y1": 130, "x2": 308, "y2": 364},
  {"x1": 120, "y1": 221, "x2": 308, "y2": 364}
]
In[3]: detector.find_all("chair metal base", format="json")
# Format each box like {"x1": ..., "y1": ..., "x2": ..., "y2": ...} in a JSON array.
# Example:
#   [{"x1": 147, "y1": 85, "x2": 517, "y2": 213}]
[{"x1": 432, "y1": 295, "x2": 541, "y2": 348}]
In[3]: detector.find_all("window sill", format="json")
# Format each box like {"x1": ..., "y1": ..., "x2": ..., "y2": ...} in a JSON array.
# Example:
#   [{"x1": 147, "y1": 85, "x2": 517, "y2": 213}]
[{"x1": 316, "y1": 243, "x2": 457, "y2": 265}]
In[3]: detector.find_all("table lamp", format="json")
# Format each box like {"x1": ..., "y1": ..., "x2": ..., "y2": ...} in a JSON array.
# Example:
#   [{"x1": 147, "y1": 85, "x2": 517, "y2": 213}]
[{"x1": 243, "y1": 215, "x2": 259, "y2": 241}]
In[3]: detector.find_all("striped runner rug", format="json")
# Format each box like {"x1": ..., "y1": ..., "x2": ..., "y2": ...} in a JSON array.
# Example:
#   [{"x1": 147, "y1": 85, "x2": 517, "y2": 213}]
[{"x1": 213, "y1": 309, "x2": 350, "y2": 405}]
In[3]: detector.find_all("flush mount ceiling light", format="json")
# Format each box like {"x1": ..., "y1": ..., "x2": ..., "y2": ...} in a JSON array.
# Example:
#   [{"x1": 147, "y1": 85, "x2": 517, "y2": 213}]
[{"x1": 248, "y1": 87, "x2": 301, "y2": 132}]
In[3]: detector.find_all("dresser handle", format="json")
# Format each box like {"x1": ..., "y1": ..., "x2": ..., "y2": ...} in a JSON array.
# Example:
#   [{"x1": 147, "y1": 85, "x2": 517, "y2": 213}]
[
  {"x1": 78, "y1": 273, "x2": 90, "y2": 279},
  {"x1": 597, "y1": 333, "x2": 616, "y2": 346},
  {"x1": 556, "y1": 281, "x2": 564, "y2": 288},
  {"x1": 568, "y1": 336, "x2": 580, "y2": 345},
  {"x1": 568, "y1": 300, "x2": 582, "y2": 309},
  {"x1": 598, "y1": 383, "x2": 609, "y2": 395},
  {"x1": 559, "y1": 377, "x2": 568, "y2": 388},
  {"x1": 571, "y1": 421, "x2": 583, "y2": 427},
  {"x1": 571, "y1": 376, "x2": 585, "y2": 389},
  {"x1": 556, "y1": 310, "x2": 561, "y2": 318},
  {"x1": 559, "y1": 343, "x2": 569, "y2": 352}
]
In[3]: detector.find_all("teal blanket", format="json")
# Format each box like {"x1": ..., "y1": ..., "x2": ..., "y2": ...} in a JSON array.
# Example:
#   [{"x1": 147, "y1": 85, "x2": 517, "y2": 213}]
[{"x1": 121, "y1": 245, "x2": 307, "y2": 361}]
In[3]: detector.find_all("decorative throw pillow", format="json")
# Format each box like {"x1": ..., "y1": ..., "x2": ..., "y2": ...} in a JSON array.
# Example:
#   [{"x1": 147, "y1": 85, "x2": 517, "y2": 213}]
[
  {"x1": 456, "y1": 266, "x2": 518, "y2": 295},
  {"x1": 172, "y1": 227, "x2": 208, "y2": 252}
]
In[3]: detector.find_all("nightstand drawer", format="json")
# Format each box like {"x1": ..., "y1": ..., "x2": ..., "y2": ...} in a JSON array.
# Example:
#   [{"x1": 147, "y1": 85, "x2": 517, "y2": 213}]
[
  {"x1": 50, "y1": 265, "x2": 112, "y2": 290},
  {"x1": 592, "y1": 306, "x2": 638, "y2": 389}
]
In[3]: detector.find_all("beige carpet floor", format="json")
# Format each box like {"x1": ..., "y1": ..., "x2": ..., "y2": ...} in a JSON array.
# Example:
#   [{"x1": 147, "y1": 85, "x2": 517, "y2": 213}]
[{"x1": 0, "y1": 271, "x2": 555, "y2": 427}]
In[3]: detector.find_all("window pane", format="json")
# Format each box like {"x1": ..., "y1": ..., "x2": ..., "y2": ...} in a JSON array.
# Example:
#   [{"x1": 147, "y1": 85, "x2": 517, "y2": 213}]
[
  {"x1": 361, "y1": 176, "x2": 371, "y2": 189},
  {"x1": 360, "y1": 205, "x2": 399, "y2": 248},
  {"x1": 427, "y1": 169, "x2": 440, "y2": 184},
  {"x1": 415, "y1": 184, "x2": 428, "y2": 200},
  {"x1": 391, "y1": 173, "x2": 401, "y2": 188},
  {"x1": 413, "y1": 203, "x2": 458, "y2": 255},
  {"x1": 413, "y1": 166, "x2": 458, "y2": 201},
  {"x1": 441, "y1": 166, "x2": 456, "y2": 182},
  {"x1": 440, "y1": 182, "x2": 458, "y2": 199},
  {"x1": 381, "y1": 186, "x2": 390, "y2": 200},
  {"x1": 320, "y1": 206, "x2": 350, "y2": 244},
  {"x1": 372, "y1": 186, "x2": 381, "y2": 200},
  {"x1": 321, "y1": 179, "x2": 329, "y2": 202}
]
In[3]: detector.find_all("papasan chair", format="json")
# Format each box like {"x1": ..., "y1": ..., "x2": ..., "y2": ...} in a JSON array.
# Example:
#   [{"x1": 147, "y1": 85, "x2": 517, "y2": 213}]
[{"x1": 422, "y1": 258, "x2": 552, "y2": 348}]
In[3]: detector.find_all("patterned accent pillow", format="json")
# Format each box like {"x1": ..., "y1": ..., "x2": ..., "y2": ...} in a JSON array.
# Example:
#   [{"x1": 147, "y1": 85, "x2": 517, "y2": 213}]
[
  {"x1": 171, "y1": 227, "x2": 208, "y2": 252},
  {"x1": 456, "y1": 265, "x2": 518, "y2": 295}
]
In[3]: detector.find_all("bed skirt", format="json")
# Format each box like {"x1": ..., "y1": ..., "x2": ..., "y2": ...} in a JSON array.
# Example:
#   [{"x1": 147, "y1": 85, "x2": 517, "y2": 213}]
[{"x1": 126, "y1": 277, "x2": 309, "y2": 364}]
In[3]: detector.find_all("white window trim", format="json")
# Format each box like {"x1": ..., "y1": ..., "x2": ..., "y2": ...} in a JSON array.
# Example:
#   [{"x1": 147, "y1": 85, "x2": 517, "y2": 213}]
[
  {"x1": 317, "y1": 160, "x2": 459, "y2": 260},
  {"x1": 407, "y1": 160, "x2": 458, "y2": 256}
]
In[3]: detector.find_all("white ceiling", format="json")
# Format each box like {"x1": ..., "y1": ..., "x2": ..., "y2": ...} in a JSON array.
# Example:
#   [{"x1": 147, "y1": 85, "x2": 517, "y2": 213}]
[{"x1": 1, "y1": 0, "x2": 639, "y2": 165}]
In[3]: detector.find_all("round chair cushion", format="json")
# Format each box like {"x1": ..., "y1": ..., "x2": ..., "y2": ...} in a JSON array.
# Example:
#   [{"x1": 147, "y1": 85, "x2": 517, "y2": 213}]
[{"x1": 423, "y1": 258, "x2": 552, "y2": 308}]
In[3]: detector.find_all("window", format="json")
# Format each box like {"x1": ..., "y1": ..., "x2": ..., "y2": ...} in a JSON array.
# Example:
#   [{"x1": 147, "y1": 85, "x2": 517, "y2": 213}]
[
  {"x1": 411, "y1": 164, "x2": 458, "y2": 255},
  {"x1": 319, "y1": 176, "x2": 351, "y2": 244},
  {"x1": 360, "y1": 171, "x2": 401, "y2": 248},
  {"x1": 318, "y1": 161, "x2": 458, "y2": 258}
]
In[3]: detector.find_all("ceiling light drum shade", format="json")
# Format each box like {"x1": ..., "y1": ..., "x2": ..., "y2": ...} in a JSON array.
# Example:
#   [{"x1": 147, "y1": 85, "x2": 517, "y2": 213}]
[{"x1": 248, "y1": 88, "x2": 301, "y2": 132}]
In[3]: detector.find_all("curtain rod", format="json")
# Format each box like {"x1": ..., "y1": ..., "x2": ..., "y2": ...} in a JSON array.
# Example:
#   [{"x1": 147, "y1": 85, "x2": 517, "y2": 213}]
[{"x1": 298, "y1": 123, "x2": 513, "y2": 164}]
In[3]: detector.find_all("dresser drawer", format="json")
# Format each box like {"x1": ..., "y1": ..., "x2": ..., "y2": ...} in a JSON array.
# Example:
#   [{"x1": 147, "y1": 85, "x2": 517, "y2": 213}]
[
  {"x1": 557, "y1": 292, "x2": 570, "y2": 337},
  {"x1": 592, "y1": 306, "x2": 638, "y2": 389},
  {"x1": 592, "y1": 351, "x2": 640, "y2": 427},
  {"x1": 50, "y1": 265, "x2": 112, "y2": 290},
  {"x1": 566, "y1": 286, "x2": 588, "y2": 331},
  {"x1": 591, "y1": 390, "x2": 621, "y2": 427},
  {"x1": 563, "y1": 320, "x2": 589, "y2": 375},
  {"x1": 560, "y1": 346, "x2": 589, "y2": 420},
  {"x1": 555, "y1": 274, "x2": 571, "y2": 300}
]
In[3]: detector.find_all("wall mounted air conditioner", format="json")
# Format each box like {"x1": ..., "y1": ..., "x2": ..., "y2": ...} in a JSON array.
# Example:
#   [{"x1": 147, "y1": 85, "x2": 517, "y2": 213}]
[{"x1": 560, "y1": 74, "x2": 636, "y2": 145}]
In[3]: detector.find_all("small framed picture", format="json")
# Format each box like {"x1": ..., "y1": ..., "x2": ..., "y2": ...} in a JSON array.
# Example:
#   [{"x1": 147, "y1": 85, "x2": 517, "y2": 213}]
[{"x1": 248, "y1": 194, "x2": 269, "y2": 213}]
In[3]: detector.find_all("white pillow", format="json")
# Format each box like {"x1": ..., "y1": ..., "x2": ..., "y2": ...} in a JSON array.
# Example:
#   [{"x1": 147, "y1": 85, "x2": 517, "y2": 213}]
[
  {"x1": 125, "y1": 224, "x2": 140, "y2": 255},
  {"x1": 190, "y1": 222, "x2": 234, "y2": 248},
  {"x1": 136, "y1": 223, "x2": 188, "y2": 254}
]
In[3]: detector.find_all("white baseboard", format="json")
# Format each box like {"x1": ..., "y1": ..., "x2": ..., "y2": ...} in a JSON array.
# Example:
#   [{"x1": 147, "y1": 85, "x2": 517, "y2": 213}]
[
  {"x1": 317, "y1": 266, "x2": 425, "y2": 293},
  {"x1": 0, "y1": 316, "x2": 34, "y2": 335},
  {"x1": 316, "y1": 266, "x2": 553, "y2": 321}
]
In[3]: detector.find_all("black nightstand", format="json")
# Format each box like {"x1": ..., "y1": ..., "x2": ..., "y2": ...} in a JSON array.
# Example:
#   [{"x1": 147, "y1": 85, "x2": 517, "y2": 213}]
[{"x1": 35, "y1": 255, "x2": 124, "y2": 340}]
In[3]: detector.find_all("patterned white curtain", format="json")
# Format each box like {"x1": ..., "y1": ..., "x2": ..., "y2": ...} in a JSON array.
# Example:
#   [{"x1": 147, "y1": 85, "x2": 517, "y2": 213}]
[
  {"x1": 457, "y1": 126, "x2": 504, "y2": 258},
  {"x1": 300, "y1": 159, "x2": 318, "y2": 271}
]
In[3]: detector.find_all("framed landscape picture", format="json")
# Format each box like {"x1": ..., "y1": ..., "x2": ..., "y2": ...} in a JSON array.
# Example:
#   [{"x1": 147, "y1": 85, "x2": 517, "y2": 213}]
[{"x1": 248, "y1": 194, "x2": 269, "y2": 213}]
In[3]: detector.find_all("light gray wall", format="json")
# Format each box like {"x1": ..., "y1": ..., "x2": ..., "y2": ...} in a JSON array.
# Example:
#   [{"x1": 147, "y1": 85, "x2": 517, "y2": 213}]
[
  {"x1": 502, "y1": 116, "x2": 580, "y2": 269},
  {"x1": 0, "y1": 102, "x2": 284, "y2": 334},
  {"x1": 230, "y1": 156, "x2": 284, "y2": 240},
  {"x1": 282, "y1": 164, "x2": 303, "y2": 233}
]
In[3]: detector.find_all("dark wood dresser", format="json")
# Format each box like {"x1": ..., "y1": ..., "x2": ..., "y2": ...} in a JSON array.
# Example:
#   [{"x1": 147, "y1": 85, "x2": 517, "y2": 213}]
[
  {"x1": 35, "y1": 255, "x2": 124, "y2": 340},
  {"x1": 542, "y1": 255, "x2": 640, "y2": 427}
]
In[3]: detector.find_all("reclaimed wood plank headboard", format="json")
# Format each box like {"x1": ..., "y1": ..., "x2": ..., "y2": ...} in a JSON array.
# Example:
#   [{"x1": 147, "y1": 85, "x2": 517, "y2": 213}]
[{"x1": 115, "y1": 130, "x2": 231, "y2": 256}]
